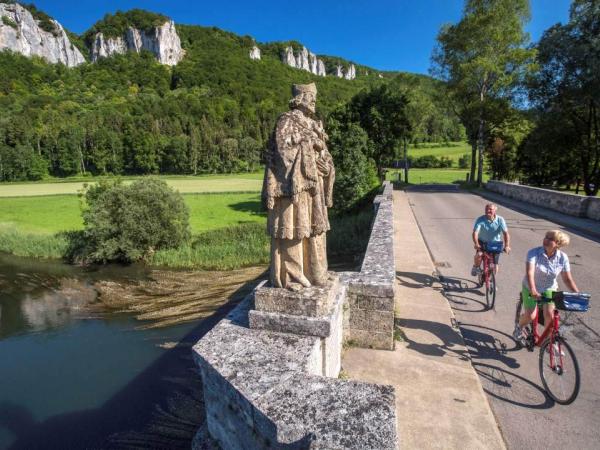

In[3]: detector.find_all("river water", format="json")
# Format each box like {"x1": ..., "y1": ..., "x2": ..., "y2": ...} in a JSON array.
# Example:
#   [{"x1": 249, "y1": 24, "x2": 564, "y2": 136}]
[{"x1": 0, "y1": 254, "x2": 244, "y2": 449}]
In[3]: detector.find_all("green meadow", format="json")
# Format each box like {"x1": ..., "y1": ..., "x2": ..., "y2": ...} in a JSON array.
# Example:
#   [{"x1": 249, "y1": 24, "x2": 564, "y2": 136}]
[
  {"x1": 386, "y1": 168, "x2": 489, "y2": 184},
  {"x1": 0, "y1": 173, "x2": 263, "y2": 197},
  {"x1": 0, "y1": 190, "x2": 371, "y2": 269},
  {"x1": 0, "y1": 192, "x2": 265, "y2": 234},
  {"x1": 407, "y1": 141, "x2": 471, "y2": 163}
]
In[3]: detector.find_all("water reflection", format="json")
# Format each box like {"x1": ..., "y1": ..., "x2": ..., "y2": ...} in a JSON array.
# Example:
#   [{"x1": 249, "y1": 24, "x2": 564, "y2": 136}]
[
  {"x1": 0, "y1": 253, "x2": 263, "y2": 449},
  {"x1": 0, "y1": 255, "x2": 100, "y2": 339},
  {"x1": 20, "y1": 279, "x2": 98, "y2": 333}
]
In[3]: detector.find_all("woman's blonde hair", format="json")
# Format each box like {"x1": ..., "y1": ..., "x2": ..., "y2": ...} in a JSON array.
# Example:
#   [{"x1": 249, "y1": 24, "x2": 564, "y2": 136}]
[{"x1": 546, "y1": 230, "x2": 570, "y2": 248}]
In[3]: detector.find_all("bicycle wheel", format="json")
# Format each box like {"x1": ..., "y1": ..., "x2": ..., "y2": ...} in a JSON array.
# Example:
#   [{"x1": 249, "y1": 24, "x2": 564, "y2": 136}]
[
  {"x1": 539, "y1": 336, "x2": 580, "y2": 405},
  {"x1": 486, "y1": 269, "x2": 496, "y2": 310}
]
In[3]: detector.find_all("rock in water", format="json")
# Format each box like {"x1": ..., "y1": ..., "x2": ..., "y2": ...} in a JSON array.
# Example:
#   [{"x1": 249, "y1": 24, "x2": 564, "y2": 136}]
[
  {"x1": 90, "y1": 20, "x2": 184, "y2": 66},
  {"x1": 0, "y1": 3, "x2": 85, "y2": 67}
]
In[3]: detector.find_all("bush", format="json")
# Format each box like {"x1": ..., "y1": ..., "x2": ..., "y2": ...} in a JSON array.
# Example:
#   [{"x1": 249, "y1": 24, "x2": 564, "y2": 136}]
[
  {"x1": 82, "y1": 178, "x2": 190, "y2": 263},
  {"x1": 458, "y1": 153, "x2": 471, "y2": 169},
  {"x1": 408, "y1": 154, "x2": 453, "y2": 168},
  {"x1": 327, "y1": 112, "x2": 379, "y2": 213},
  {"x1": 2, "y1": 16, "x2": 17, "y2": 29}
]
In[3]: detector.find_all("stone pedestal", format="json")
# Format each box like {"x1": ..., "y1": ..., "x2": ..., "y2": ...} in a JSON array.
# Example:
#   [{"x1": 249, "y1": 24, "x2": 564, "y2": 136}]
[{"x1": 249, "y1": 275, "x2": 344, "y2": 377}]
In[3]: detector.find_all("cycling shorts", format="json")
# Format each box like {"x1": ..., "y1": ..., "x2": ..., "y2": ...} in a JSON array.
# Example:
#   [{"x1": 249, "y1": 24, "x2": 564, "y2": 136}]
[
  {"x1": 521, "y1": 285, "x2": 555, "y2": 310},
  {"x1": 478, "y1": 240, "x2": 500, "y2": 264}
]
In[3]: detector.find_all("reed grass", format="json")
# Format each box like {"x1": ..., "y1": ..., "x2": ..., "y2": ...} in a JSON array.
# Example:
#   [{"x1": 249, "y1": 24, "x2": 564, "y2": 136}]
[{"x1": 0, "y1": 225, "x2": 68, "y2": 258}]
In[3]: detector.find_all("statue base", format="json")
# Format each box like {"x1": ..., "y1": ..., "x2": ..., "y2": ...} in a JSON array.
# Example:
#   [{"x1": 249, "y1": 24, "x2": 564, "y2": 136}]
[{"x1": 249, "y1": 274, "x2": 343, "y2": 376}]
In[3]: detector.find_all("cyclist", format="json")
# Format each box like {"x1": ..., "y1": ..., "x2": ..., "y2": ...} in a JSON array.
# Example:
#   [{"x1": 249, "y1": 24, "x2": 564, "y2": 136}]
[
  {"x1": 513, "y1": 230, "x2": 580, "y2": 340},
  {"x1": 471, "y1": 203, "x2": 511, "y2": 277}
]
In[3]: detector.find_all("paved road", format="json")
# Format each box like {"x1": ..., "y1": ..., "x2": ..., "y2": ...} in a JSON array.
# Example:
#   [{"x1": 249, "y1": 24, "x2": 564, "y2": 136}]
[{"x1": 406, "y1": 187, "x2": 600, "y2": 449}]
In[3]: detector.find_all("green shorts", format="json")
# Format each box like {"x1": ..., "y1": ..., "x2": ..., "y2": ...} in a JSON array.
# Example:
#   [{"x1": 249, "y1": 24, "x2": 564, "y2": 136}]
[{"x1": 521, "y1": 286, "x2": 555, "y2": 310}]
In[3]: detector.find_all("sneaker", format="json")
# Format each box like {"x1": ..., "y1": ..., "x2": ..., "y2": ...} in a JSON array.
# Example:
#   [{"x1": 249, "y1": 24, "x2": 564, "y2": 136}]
[
  {"x1": 471, "y1": 266, "x2": 480, "y2": 277},
  {"x1": 513, "y1": 324, "x2": 523, "y2": 341}
]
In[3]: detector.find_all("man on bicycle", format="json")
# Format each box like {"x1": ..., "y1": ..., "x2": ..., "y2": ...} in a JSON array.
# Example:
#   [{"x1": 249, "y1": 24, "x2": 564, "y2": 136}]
[{"x1": 471, "y1": 203, "x2": 511, "y2": 277}]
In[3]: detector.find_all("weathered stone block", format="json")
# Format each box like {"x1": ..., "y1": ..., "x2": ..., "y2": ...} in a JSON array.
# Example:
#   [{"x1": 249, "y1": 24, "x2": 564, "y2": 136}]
[
  {"x1": 255, "y1": 373, "x2": 398, "y2": 449},
  {"x1": 249, "y1": 309, "x2": 332, "y2": 337},
  {"x1": 586, "y1": 197, "x2": 600, "y2": 221},
  {"x1": 254, "y1": 276, "x2": 339, "y2": 317},
  {"x1": 350, "y1": 309, "x2": 394, "y2": 334},
  {"x1": 356, "y1": 294, "x2": 395, "y2": 311},
  {"x1": 350, "y1": 329, "x2": 394, "y2": 350}
]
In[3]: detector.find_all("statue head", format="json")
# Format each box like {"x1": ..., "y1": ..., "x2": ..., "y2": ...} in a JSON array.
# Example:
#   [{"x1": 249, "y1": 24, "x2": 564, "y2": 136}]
[{"x1": 290, "y1": 83, "x2": 317, "y2": 114}]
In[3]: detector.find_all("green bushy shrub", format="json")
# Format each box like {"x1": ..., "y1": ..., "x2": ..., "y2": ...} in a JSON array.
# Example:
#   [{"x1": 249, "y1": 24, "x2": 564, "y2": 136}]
[
  {"x1": 82, "y1": 178, "x2": 190, "y2": 263},
  {"x1": 458, "y1": 153, "x2": 471, "y2": 169}
]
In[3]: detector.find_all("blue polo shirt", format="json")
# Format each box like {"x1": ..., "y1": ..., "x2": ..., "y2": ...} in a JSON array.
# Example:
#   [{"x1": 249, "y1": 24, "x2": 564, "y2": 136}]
[{"x1": 473, "y1": 215, "x2": 507, "y2": 242}]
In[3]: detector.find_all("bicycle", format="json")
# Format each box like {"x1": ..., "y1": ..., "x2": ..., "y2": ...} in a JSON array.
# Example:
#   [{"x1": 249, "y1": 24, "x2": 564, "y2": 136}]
[
  {"x1": 514, "y1": 291, "x2": 591, "y2": 404},
  {"x1": 477, "y1": 241, "x2": 504, "y2": 310}
]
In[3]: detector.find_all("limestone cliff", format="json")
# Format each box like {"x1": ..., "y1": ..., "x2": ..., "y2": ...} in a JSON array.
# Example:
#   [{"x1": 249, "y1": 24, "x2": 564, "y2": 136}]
[
  {"x1": 335, "y1": 64, "x2": 356, "y2": 80},
  {"x1": 249, "y1": 45, "x2": 260, "y2": 60},
  {"x1": 90, "y1": 20, "x2": 183, "y2": 66},
  {"x1": 0, "y1": 2, "x2": 84, "y2": 67},
  {"x1": 282, "y1": 46, "x2": 326, "y2": 77}
]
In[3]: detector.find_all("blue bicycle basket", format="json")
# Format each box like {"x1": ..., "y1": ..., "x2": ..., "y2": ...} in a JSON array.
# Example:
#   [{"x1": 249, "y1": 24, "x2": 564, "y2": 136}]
[
  {"x1": 554, "y1": 292, "x2": 591, "y2": 312},
  {"x1": 484, "y1": 241, "x2": 504, "y2": 253}
]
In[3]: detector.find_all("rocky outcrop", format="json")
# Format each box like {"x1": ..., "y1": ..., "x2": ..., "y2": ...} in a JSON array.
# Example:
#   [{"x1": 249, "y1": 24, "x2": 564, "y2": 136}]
[
  {"x1": 90, "y1": 20, "x2": 183, "y2": 66},
  {"x1": 335, "y1": 64, "x2": 356, "y2": 80},
  {"x1": 249, "y1": 45, "x2": 260, "y2": 60},
  {"x1": 282, "y1": 46, "x2": 326, "y2": 76},
  {"x1": 0, "y1": 3, "x2": 84, "y2": 67},
  {"x1": 344, "y1": 64, "x2": 356, "y2": 80}
]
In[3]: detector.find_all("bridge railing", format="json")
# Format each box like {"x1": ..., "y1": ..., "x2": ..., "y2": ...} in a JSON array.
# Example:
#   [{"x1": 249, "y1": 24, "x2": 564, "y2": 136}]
[{"x1": 486, "y1": 180, "x2": 600, "y2": 221}]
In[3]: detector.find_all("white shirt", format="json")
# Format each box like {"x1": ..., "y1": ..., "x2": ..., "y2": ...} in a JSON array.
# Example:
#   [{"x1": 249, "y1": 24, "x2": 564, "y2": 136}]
[{"x1": 523, "y1": 246, "x2": 571, "y2": 292}]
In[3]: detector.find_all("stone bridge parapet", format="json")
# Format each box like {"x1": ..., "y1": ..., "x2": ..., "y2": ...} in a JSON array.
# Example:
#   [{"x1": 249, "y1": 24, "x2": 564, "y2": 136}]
[
  {"x1": 486, "y1": 180, "x2": 600, "y2": 221},
  {"x1": 192, "y1": 181, "x2": 398, "y2": 449}
]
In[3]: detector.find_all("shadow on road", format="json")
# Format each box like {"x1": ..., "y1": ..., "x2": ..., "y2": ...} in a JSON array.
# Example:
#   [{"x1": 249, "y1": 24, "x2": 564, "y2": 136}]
[
  {"x1": 438, "y1": 274, "x2": 489, "y2": 313},
  {"x1": 397, "y1": 318, "x2": 471, "y2": 362},
  {"x1": 458, "y1": 322, "x2": 558, "y2": 409},
  {"x1": 396, "y1": 271, "x2": 437, "y2": 289}
]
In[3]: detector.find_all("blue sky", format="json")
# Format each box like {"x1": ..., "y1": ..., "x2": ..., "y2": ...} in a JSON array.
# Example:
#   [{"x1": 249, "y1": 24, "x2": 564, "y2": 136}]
[{"x1": 34, "y1": 0, "x2": 572, "y2": 74}]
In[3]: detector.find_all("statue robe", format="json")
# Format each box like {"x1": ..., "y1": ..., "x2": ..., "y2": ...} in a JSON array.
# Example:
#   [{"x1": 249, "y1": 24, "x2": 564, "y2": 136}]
[{"x1": 262, "y1": 109, "x2": 334, "y2": 288}]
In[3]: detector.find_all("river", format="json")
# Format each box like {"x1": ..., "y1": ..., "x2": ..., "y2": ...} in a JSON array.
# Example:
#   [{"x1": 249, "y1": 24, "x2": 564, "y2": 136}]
[{"x1": 0, "y1": 254, "x2": 262, "y2": 449}]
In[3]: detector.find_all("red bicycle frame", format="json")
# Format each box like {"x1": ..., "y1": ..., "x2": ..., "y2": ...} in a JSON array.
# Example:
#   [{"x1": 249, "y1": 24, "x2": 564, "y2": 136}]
[
  {"x1": 480, "y1": 251, "x2": 495, "y2": 287},
  {"x1": 529, "y1": 302, "x2": 563, "y2": 368}
]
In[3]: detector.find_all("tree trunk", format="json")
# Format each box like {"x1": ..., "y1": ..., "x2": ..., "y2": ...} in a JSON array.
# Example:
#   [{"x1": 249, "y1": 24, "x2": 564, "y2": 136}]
[
  {"x1": 469, "y1": 139, "x2": 477, "y2": 183},
  {"x1": 477, "y1": 117, "x2": 484, "y2": 186},
  {"x1": 403, "y1": 138, "x2": 408, "y2": 183}
]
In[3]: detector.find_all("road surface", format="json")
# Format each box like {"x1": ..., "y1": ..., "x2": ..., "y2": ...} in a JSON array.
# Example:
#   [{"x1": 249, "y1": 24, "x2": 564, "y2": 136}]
[{"x1": 406, "y1": 187, "x2": 600, "y2": 449}]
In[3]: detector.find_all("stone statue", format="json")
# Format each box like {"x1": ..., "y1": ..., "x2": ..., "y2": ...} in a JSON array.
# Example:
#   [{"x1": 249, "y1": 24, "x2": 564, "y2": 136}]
[{"x1": 262, "y1": 83, "x2": 335, "y2": 289}]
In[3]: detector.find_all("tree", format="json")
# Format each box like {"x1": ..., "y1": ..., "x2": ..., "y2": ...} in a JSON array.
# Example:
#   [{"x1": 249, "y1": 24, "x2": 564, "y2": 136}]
[
  {"x1": 431, "y1": 0, "x2": 536, "y2": 185},
  {"x1": 347, "y1": 84, "x2": 411, "y2": 179},
  {"x1": 485, "y1": 106, "x2": 531, "y2": 181},
  {"x1": 526, "y1": 0, "x2": 600, "y2": 196},
  {"x1": 326, "y1": 110, "x2": 379, "y2": 212},
  {"x1": 82, "y1": 178, "x2": 190, "y2": 262}
]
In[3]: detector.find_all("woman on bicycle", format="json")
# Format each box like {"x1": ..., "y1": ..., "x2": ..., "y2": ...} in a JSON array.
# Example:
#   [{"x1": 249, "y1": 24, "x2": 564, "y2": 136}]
[{"x1": 513, "y1": 230, "x2": 579, "y2": 340}]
